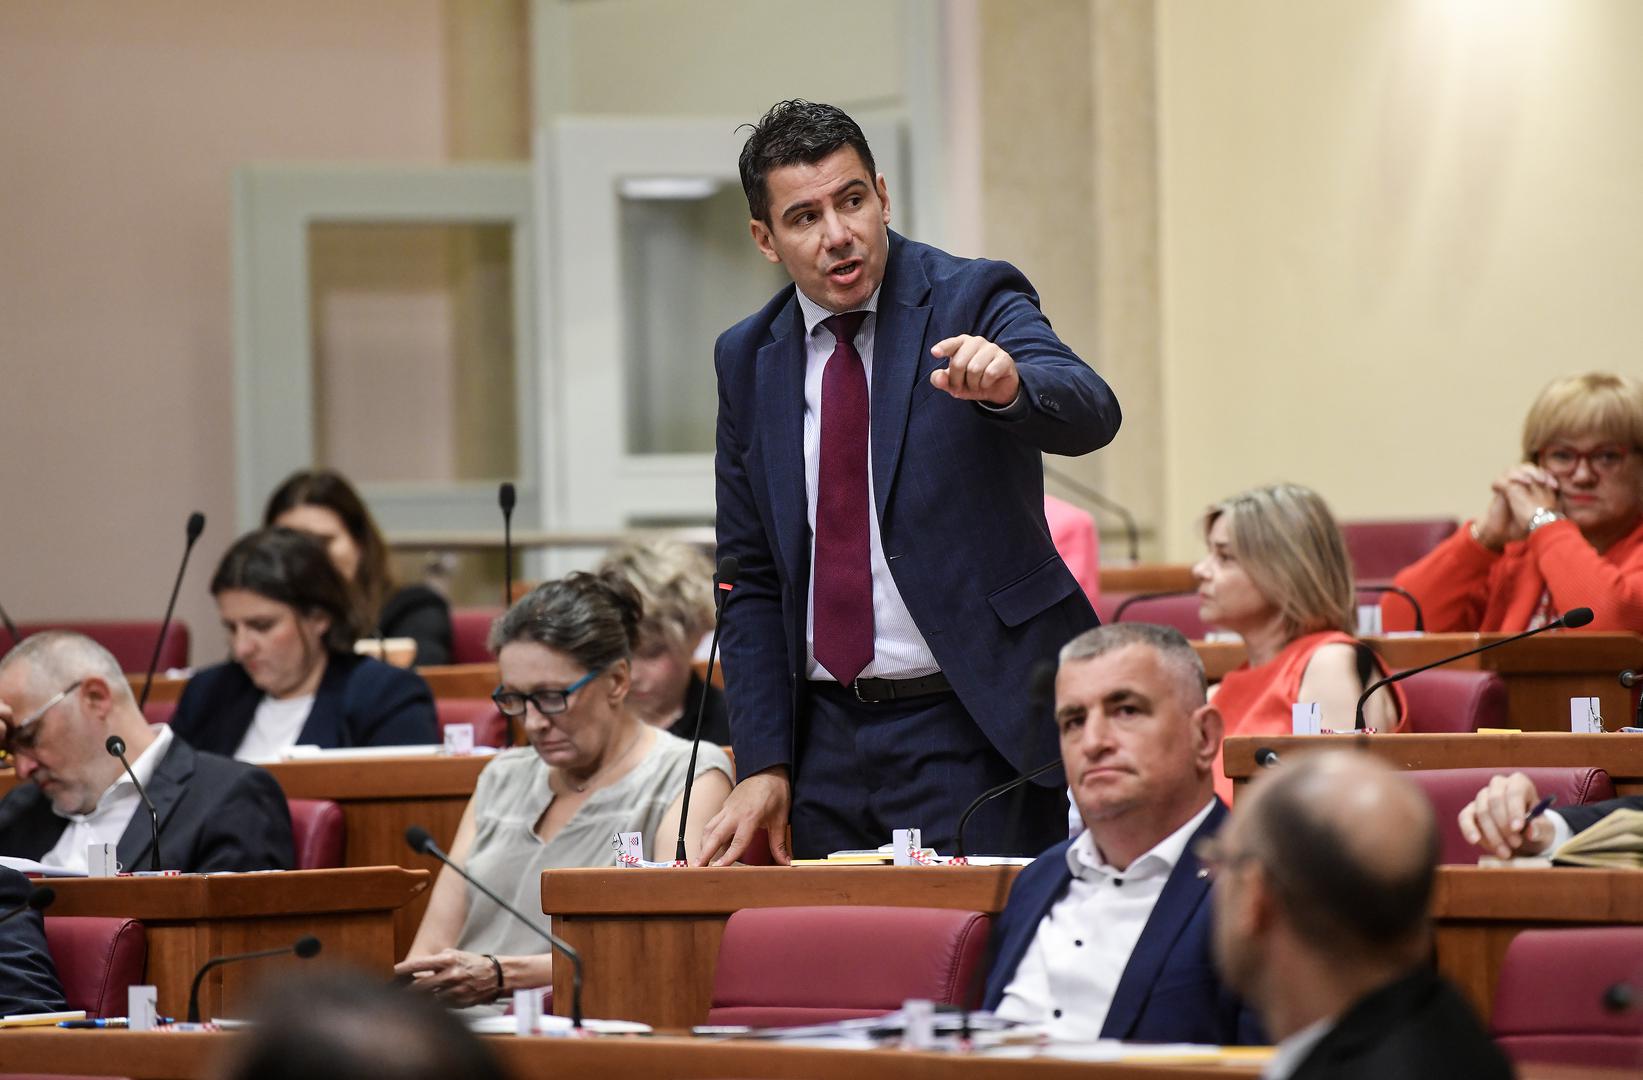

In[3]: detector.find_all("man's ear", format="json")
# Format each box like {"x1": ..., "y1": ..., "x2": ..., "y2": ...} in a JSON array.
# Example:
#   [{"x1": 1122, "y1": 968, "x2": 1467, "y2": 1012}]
[
  {"x1": 749, "y1": 218, "x2": 781, "y2": 264},
  {"x1": 79, "y1": 676, "x2": 115, "y2": 721},
  {"x1": 876, "y1": 172, "x2": 891, "y2": 226},
  {"x1": 1191, "y1": 703, "x2": 1224, "y2": 773}
]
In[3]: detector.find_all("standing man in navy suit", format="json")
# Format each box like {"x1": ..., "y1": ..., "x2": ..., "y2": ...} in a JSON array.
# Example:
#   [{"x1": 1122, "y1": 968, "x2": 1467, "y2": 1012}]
[
  {"x1": 983, "y1": 623, "x2": 1260, "y2": 1045},
  {"x1": 700, "y1": 101, "x2": 1121, "y2": 864}
]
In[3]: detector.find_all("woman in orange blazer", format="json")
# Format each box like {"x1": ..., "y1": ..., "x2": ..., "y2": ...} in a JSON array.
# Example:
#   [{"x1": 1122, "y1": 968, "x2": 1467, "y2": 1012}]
[
  {"x1": 1196, "y1": 485, "x2": 1404, "y2": 802},
  {"x1": 1388, "y1": 373, "x2": 1643, "y2": 633}
]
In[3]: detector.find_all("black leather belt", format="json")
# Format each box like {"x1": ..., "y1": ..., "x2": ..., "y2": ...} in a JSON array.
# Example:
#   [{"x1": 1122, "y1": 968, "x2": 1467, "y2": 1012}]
[{"x1": 817, "y1": 672, "x2": 952, "y2": 704}]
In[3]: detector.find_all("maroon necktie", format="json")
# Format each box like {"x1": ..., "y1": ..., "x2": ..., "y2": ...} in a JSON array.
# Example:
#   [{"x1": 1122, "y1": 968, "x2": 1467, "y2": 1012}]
[{"x1": 813, "y1": 311, "x2": 874, "y2": 685}]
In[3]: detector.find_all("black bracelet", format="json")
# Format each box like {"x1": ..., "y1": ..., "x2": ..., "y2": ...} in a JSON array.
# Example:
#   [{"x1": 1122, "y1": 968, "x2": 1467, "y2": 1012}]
[{"x1": 484, "y1": 953, "x2": 503, "y2": 990}]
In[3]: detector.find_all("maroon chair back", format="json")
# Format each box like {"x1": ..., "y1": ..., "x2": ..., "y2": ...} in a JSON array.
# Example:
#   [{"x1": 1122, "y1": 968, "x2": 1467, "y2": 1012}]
[
  {"x1": 1340, "y1": 518, "x2": 1458, "y2": 582},
  {"x1": 1492, "y1": 927, "x2": 1643, "y2": 1067},
  {"x1": 1101, "y1": 592, "x2": 1209, "y2": 639},
  {"x1": 43, "y1": 917, "x2": 147, "y2": 1019},
  {"x1": 436, "y1": 698, "x2": 510, "y2": 748},
  {"x1": 1397, "y1": 669, "x2": 1508, "y2": 733},
  {"x1": 1406, "y1": 767, "x2": 1616, "y2": 865},
  {"x1": 141, "y1": 701, "x2": 177, "y2": 726},
  {"x1": 14, "y1": 620, "x2": 190, "y2": 673},
  {"x1": 287, "y1": 798, "x2": 345, "y2": 870},
  {"x1": 448, "y1": 608, "x2": 504, "y2": 666},
  {"x1": 707, "y1": 906, "x2": 991, "y2": 1027}
]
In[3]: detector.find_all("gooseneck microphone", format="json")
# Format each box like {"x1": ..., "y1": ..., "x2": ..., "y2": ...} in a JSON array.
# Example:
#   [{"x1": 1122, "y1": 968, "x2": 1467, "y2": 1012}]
[
  {"x1": 0, "y1": 885, "x2": 54, "y2": 925},
  {"x1": 1353, "y1": 607, "x2": 1594, "y2": 730},
  {"x1": 405, "y1": 826, "x2": 583, "y2": 1028},
  {"x1": 0, "y1": 599, "x2": 19, "y2": 647},
  {"x1": 1111, "y1": 590, "x2": 1196, "y2": 623},
  {"x1": 137, "y1": 512, "x2": 206, "y2": 715},
  {"x1": 1044, "y1": 464, "x2": 1140, "y2": 564},
  {"x1": 675, "y1": 556, "x2": 738, "y2": 865},
  {"x1": 105, "y1": 735, "x2": 162, "y2": 872},
  {"x1": 1354, "y1": 584, "x2": 1426, "y2": 633},
  {"x1": 954, "y1": 661, "x2": 1062, "y2": 860},
  {"x1": 499, "y1": 482, "x2": 517, "y2": 609},
  {"x1": 186, "y1": 935, "x2": 320, "y2": 1023}
]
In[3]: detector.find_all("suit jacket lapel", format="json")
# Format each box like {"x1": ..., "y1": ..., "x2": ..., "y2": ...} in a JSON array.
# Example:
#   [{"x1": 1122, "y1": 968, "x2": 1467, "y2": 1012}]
[
  {"x1": 118, "y1": 738, "x2": 192, "y2": 871},
  {"x1": 985, "y1": 845, "x2": 1075, "y2": 1008},
  {"x1": 1101, "y1": 802, "x2": 1227, "y2": 1040},
  {"x1": 754, "y1": 296, "x2": 812, "y2": 591},
  {"x1": 870, "y1": 233, "x2": 931, "y2": 520},
  {"x1": 298, "y1": 656, "x2": 355, "y2": 750}
]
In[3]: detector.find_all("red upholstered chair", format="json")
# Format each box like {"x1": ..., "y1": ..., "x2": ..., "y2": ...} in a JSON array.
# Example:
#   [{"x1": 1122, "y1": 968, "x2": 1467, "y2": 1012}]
[
  {"x1": 436, "y1": 698, "x2": 511, "y2": 748},
  {"x1": 1102, "y1": 592, "x2": 1210, "y2": 639},
  {"x1": 141, "y1": 701, "x2": 177, "y2": 726},
  {"x1": 1397, "y1": 669, "x2": 1508, "y2": 733},
  {"x1": 1339, "y1": 518, "x2": 1458, "y2": 582},
  {"x1": 287, "y1": 798, "x2": 345, "y2": 870},
  {"x1": 43, "y1": 917, "x2": 147, "y2": 1019},
  {"x1": 448, "y1": 608, "x2": 504, "y2": 666},
  {"x1": 1405, "y1": 767, "x2": 1616, "y2": 865},
  {"x1": 706, "y1": 906, "x2": 991, "y2": 1027},
  {"x1": 14, "y1": 620, "x2": 190, "y2": 672},
  {"x1": 1492, "y1": 927, "x2": 1643, "y2": 1067}
]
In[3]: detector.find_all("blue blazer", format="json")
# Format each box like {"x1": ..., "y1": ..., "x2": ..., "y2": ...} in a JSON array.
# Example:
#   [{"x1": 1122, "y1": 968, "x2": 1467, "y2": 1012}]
[
  {"x1": 982, "y1": 801, "x2": 1264, "y2": 1045},
  {"x1": 169, "y1": 652, "x2": 437, "y2": 758},
  {"x1": 0, "y1": 866, "x2": 65, "y2": 1017},
  {"x1": 714, "y1": 232, "x2": 1121, "y2": 781}
]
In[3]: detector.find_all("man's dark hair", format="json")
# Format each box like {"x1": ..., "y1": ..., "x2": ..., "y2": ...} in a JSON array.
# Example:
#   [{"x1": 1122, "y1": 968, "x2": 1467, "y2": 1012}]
[
  {"x1": 1248, "y1": 760, "x2": 1440, "y2": 960},
  {"x1": 738, "y1": 99, "x2": 877, "y2": 224}
]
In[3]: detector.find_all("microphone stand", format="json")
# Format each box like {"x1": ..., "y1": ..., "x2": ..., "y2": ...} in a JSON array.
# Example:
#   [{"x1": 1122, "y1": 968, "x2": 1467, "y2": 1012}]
[{"x1": 675, "y1": 557, "x2": 737, "y2": 865}]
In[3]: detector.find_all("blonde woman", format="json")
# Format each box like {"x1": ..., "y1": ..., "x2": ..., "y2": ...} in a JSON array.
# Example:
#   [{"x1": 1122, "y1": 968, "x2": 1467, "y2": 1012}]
[
  {"x1": 1194, "y1": 484, "x2": 1404, "y2": 800},
  {"x1": 1389, "y1": 372, "x2": 1643, "y2": 632},
  {"x1": 596, "y1": 540, "x2": 727, "y2": 745}
]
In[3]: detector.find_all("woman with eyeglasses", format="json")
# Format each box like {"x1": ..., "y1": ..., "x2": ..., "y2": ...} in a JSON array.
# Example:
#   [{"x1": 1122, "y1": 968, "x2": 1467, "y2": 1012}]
[
  {"x1": 169, "y1": 528, "x2": 438, "y2": 760},
  {"x1": 393, "y1": 572, "x2": 733, "y2": 1008},
  {"x1": 1388, "y1": 372, "x2": 1643, "y2": 632}
]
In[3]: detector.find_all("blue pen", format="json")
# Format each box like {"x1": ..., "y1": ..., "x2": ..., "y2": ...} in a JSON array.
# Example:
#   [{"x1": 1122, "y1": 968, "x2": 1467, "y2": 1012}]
[
  {"x1": 58, "y1": 1016, "x2": 174, "y2": 1028},
  {"x1": 1525, "y1": 794, "x2": 1557, "y2": 823}
]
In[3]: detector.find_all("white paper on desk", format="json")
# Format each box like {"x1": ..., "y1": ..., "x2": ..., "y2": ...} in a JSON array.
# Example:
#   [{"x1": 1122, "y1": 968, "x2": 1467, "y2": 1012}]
[
  {"x1": 465, "y1": 1013, "x2": 652, "y2": 1036},
  {"x1": 252, "y1": 744, "x2": 498, "y2": 764},
  {"x1": 0, "y1": 856, "x2": 85, "y2": 877},
  {"x1": 1571, "y1": 697, "x2": 1604, "y2": 734},
  {"x1": 1037, "y1": 1040, "x2": 1246, "y2": 1063},
  {"x1": 1291, "y1": 702, "x2": 1321, "y2": 736}
]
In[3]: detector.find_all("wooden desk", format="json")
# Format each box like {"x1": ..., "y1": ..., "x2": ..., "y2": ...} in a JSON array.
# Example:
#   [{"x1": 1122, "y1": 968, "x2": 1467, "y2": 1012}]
[
  {"x1": 1225, "y1": 732, "x2": 1643, "y2": 797},
  {"x1": 542, "y1": 865, "x2": 1021, "y2": 1029},
  {"x1": 1098, "y1": 564, "x2": 1196, "y2": 594},
  {"x1": 1196, "y1": 632, "x2": 1643, "y2": 731},
  {"x1": 1433, "y1": 867, "x2": 1643, "y2": 1018},
  {"x1": 44, "y1": 867, "x2": 427, "y2": 1020}
]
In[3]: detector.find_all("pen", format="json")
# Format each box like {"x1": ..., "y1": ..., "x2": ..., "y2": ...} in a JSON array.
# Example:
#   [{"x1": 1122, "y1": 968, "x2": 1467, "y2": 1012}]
[
  {"x1": 1525, "y1": 794, "x2": 1557, "y2": 823},
  {"x1": 58, "y1": 1017, "x2": 174, "y2": 1028}
]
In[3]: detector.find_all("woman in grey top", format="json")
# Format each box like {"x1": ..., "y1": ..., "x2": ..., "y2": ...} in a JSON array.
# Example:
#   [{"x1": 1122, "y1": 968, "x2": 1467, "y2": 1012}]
[{"x1": 394, "y1": 572, "x2": 733, "y2": 1007}]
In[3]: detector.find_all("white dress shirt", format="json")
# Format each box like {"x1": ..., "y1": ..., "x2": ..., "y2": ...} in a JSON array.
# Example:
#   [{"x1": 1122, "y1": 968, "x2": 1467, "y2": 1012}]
[
  {"x1": 235, "y1": 692, "x2": 316, "y2": 762},
  {"x1": 794, "y1": 286, "x2": 940, "y2": 681},
  {"x1": 1262, "y1": 1017, "x2": 1333, "y2": 1080},
  {"x1": 995, "y1": 800, "x2": 1217, "y2": 1038},
  {"x1": 43, "y1": 724, "x2": 174, "y2": 873}
]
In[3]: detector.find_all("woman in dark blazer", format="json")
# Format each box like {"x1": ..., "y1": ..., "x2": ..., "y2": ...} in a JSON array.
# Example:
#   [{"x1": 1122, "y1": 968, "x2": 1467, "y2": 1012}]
[
  {"x1": 264, "y1": 468, "x2": 454, "y2": 666},
  {"x1": 169, "y1": 528, "x2": 437, "y2": 760}
]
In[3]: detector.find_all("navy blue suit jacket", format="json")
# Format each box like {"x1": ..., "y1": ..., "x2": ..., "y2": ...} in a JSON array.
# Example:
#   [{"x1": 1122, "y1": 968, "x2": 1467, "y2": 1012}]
[
  {"x1": 982, "y1": 801, "x2": 1263, "y2": 1045},
  {"x1": 0, "y1": 737, "x2": 294, "y2": 873},
  {"x1": 714, "y1": 232, "x2": 1121, "y2": 780},
  {"x1": 169, "y1": 652, "x2": 437, "y2": 758},
  {"x1": 0, "y1": 866, "x2": 65, "y2": 1016},
  {"x1": 1558, "y1": 794, "x2": 1643, "y2": 835}
]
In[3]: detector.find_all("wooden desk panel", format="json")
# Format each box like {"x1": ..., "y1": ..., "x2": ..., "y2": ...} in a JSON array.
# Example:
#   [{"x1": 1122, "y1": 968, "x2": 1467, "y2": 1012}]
[
  {"x1": 1225, "y1": 733, "x2": 1643, "y2": 797},
  {"x1": 1196, "y1": 632, "x2": 1643, "y2": 731},
  {"x1": 542, "y1": 866, "x2": 1021, "y2": 1029},
  {"x1": 45, "y1": 867, "x2": 427, "y2": 1020},
  {"x1": 1097, "y1": 564, "x2": 1197, "y2": 595}
]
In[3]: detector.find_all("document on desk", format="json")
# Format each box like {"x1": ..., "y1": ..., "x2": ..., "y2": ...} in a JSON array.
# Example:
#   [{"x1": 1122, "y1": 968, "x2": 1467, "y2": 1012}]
[{"x1": 0, "y1": 856, "x2": 85, "y2": 877}]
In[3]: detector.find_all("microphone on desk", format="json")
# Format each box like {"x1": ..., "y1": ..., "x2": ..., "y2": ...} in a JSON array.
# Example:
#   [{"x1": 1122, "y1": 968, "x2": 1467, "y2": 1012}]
[
  {"x1": 137, "y1": 512, "x2": 206, "y2": 716},
  {"x1": 499, "y1": 482, "x2": 517, "y2": 608},
  {"x1": 0, "y1": 598, "x2": 20, "y2": 648},
  {"x1": 1044, "y1": 464, "x2": 1140, "y2": 565},
  {"x1": 404, "y1": 825, "x2": 583, "y2": 1028},
  {"x1": 1353, "y1": 607, "x2": 1595, "y2": 731},
  {"x1": 675, "y1": 556, "x2": 738, "y2": 865},
  {"x1": 953, "y1": 661, "x2": 1063, "y2": 861},
  {"x1": 0, "y1": 885, "x2": 54, "y2": 926},
  {"x1": 186, "y1": 935, "x2": 320, "y2": 1023},
  {"x1": 1253, "y1": 747, "x2": 1281, "y2": 768},
  {"x1": 1620, "y1": 670, "x2": 1643, "y2": 729},
  {"x1": 106, "y1": 735, "x2": 162, "y2": 872},
  {"x1": 1354, "y1": 583, "x2": 1426, "y2": 633}
]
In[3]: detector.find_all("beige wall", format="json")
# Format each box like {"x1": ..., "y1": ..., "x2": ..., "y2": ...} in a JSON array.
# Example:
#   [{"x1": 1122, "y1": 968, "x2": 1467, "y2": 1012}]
[
  {"x1": 0, "y1": 1, "x2": 448, "y2": 653},
  {"x1": 1154, "y1": 0, "x2": 1643, "y2": 560}
]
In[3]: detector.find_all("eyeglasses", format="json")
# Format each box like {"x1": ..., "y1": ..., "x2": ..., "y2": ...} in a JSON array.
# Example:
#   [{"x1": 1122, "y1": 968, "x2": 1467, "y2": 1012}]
[
  {"x1": 491, "y1": 668, "x2": 602, "y2": 718},
  {"x1": 1, "y1": 680, "x2": 83, "y2": 760},
  {"x1": 1191, "y1": 834, "x2": 1260, "y2": 882},
  {"x1": 1538, "y1": 445, "x2": 1639, "y2": 477}
]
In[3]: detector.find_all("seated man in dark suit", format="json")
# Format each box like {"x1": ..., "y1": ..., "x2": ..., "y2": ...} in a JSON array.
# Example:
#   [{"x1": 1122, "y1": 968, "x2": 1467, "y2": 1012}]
[
  {"x1": 1459, "y1": 770, "x2": 1641, "y2": 859},
  {"x1": 0, "y1": 865, "x2": 65, "y2": 1015},
  {"x1": 983, "y1": 623, "x2": 1260, "y2": 1044},
  {"x1": 1212, "y1": 750, "x2": 1511, "y2": 1079},
  {"x1": 0, "y1": 632, "x2": 294, "y2": 873}
]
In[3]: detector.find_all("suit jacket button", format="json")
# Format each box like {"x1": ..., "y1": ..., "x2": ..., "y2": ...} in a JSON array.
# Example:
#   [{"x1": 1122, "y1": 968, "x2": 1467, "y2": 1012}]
[{"x1": 1039, "y1": 394, "x2": 1059, "y2": 412}]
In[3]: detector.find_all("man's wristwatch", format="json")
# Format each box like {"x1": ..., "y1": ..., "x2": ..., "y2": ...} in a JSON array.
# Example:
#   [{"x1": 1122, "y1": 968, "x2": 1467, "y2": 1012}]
[{"x1": 1527, "y1": 507, "x2": 1564, "y2": 535}]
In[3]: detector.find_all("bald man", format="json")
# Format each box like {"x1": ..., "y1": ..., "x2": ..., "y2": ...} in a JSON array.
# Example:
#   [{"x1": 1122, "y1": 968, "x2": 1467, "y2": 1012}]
[{"x1": 1212, "y1": 751, "x2": 1511, "y2": 1080}]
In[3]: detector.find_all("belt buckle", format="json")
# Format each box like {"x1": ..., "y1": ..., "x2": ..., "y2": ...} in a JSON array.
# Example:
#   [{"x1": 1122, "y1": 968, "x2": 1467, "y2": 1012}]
[{"x1": 852, "y1": 678, "x2": 877, "y2": 704}]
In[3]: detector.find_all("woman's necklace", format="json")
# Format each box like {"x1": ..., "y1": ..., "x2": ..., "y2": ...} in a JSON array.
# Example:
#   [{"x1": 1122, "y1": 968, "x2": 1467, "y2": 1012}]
[{"x1": 564, "y1": 725, "x2": 645, "y2": 794}]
